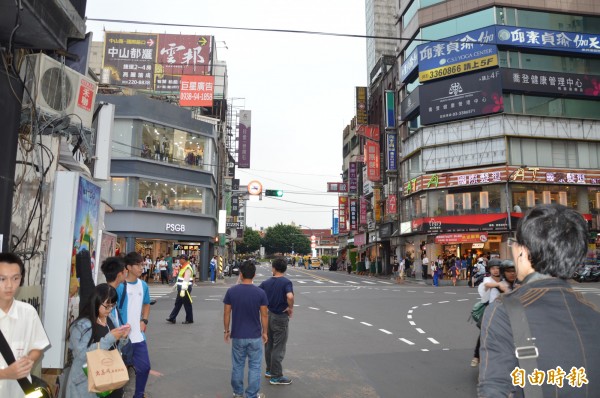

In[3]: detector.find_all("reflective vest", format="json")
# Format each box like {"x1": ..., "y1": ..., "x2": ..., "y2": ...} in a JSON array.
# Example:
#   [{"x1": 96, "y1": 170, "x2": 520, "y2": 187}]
[{"x1": 176, "y1": 264, "x2": 194, "y2": 288}]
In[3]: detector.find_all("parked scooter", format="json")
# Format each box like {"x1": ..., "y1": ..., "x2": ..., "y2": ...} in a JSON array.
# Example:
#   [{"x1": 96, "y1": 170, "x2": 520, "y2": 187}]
[{"x1": 573, "y1": 264, "x2": 600, "y2": 283}]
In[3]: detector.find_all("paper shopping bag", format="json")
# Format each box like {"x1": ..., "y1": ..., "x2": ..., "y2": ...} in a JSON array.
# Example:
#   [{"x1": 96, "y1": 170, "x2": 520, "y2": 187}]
[{"x1": 86, "y1": 344, "x2": 129, "y2": 393}]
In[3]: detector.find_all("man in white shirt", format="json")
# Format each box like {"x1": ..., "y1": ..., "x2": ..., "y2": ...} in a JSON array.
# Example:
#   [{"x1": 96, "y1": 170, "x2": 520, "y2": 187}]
[
  {"x1": 117, "y1": 252, "x2": 151, "y2": 398},
  {"x1": 0, "y1": 253, "x2": 50, "y2": 397}
]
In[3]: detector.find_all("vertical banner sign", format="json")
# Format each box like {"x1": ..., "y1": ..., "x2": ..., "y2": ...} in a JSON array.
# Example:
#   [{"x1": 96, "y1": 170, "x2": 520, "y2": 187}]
[
  {"x1": 349, "y1": 162, "x2": 358, "y2": 194},
  {"x1": 103, "y1": 32, "x2": 158, "y2": 89},
  {"x1": 231, "y1": 196, "x2": 239, "y2": 217},
  {"x1": 356, "y1": 86, "x2": 368, "y2": 125},
  {"x1": 332, "y1": 209, "x2": 339, "y2": 235},
  {"x1": 386, "y1": 133, "x2": 397, "y2": 171},
  {"x1": 385, "y1": 90, "x2": 396, "y2": 129},
  {"x1": 374, "y1": 188, "x2": 381, "y2": 222},
  {"x1": 339, "y1": 196, "x2": 348, "y2": 233},
  {"x1": 238, "y1": 110, "x2": 252, "y2": 168},
  {"x1": 386, "y1": 194, "x2": 397, "y2": 215},
  {"x1": 349, "y1": 198, "x2": 358, "y2": 231},
  {"x1": 365, "y1": 140, "x2": 381, "y2": 182},
  {"x1": 360, "y1": 196, "x2": 368, "y2": 225}
]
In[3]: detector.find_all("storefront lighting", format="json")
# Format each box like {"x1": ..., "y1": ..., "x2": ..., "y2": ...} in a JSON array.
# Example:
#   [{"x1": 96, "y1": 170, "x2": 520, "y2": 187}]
[
  {"x1": 558, "y1": 191, "x2": 567, "y2": 206},
  {"x1": 542, "y1": 191, "x2": 551, "y2": 204},
  {"x1": 595, "y1": 193, "x2": 600, "y2": 209},
  {"x1": 526, "y1": 190, "x2": 536, "y2": 207}
]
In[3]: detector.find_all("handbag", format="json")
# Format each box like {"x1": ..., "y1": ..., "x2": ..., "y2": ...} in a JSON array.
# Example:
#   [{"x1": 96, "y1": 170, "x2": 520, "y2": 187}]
[
  {"x1": 0, "y1": 329, "x2": 53, "y2": 398},
  {"x1": 470, "y1": 301, "x2": 488, "y2": 328},
  {"x1": 86, "y1": 343, "x2": 129, "y2": 393}
]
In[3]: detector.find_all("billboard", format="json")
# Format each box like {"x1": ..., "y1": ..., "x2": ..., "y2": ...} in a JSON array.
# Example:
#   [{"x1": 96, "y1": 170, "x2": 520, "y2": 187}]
[
  {"x1": 103, "y1": 32, "x2": 158, "y2": 89},
  {"x1": 400, "y1": 48, "x2": 418, "y2": 83},
  {"x1": 420, "y1": 68, "x2": 503, "y2": 125},
  {"x1": 238, "y1": 110, "x2": 252, "y2": 168},
  {"x1": 418, "y1": 26, "x2": 498, "y2": 83},
  {"x1": 103, "y1": 32, "x2": 213, "y2": 92},
  {"x1": 356, "y1": 86, "x2": 368, "y2": 125},
  {"x1": 495, "y1": 26, "x2": 600, "y2": 55},
  {"x1": 501, "y1": 68, "x2": 600, "y2": 99},
  {"x1": 400, "y1": 86, "x2": 420, "y2": 121},
  {"x1": 179, "y1": 75, "x2": 215, "y2": 106}
]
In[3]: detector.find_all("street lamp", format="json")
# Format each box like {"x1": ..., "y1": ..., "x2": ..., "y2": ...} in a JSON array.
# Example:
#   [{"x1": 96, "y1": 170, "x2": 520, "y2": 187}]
[
  {"x1": 299, "y1": 224, "x2": 318, "y2": 257},
  {"x1": 505, "y1": 165, "x2": 527, "y2": 232}
]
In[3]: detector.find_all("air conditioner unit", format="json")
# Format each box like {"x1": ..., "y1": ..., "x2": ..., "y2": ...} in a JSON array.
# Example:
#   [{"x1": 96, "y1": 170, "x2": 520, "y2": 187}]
[{"x1": 20, "y1": 53, "x2": 98, "y2": 130}]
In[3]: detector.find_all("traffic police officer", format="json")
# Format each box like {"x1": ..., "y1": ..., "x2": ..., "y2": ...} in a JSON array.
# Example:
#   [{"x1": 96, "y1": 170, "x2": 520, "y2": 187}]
[{"x1": 166, "y1": 254, "x2": 194, "y2": 324}]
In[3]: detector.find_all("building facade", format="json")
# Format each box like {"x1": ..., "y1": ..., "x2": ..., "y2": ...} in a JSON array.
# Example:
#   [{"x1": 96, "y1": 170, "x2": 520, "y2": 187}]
[
  {"x1": 395, "y1": 2, "x2": 600, "y2": 266},
  {"x1": 97, "y1": 94, "x2": 219, "y2": 279}
]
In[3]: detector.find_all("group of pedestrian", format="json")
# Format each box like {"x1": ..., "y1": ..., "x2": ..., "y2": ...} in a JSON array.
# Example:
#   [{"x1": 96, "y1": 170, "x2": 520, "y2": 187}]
[{"x1": 223, "y1": 257, "x2": 294, "y2": 398}]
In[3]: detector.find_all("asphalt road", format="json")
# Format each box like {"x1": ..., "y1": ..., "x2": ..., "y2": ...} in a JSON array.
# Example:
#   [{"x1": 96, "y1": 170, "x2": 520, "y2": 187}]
[{"x1": 142, "y1": 264, "x2": 600, "y2": 398}]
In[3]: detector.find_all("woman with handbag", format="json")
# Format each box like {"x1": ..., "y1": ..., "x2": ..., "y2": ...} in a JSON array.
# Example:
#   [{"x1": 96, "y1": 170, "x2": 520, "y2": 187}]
[{"x1": 66, "y1": 283, "x2": 130, "y2": 397}]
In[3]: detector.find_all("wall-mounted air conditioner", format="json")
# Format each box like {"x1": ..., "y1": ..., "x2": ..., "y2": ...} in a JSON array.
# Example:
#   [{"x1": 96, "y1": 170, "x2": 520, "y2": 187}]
[{"x1": 20, "y1": 53, "x2": 97, "y2": 130}]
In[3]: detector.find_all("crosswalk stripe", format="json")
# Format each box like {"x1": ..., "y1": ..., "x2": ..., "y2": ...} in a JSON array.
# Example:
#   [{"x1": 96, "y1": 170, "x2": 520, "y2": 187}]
[
  {"x1": 362, "y1": 281, "x2": 376, "y2": 284},
  {"x1": 379, "y1": 281, "x2": 393, "y2": 285},
  {"x1": 346, "y1": 281, "x2": 359, "y2": 284},
  {"x1": 399, "y1": 338, "x2": 415, "y2": 345}
]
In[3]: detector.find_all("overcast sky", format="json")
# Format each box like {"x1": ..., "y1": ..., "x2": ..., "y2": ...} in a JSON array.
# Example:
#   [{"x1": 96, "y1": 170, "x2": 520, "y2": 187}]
[{"x1": 86, "y1": 0, "x2": 367, "y2": 231}]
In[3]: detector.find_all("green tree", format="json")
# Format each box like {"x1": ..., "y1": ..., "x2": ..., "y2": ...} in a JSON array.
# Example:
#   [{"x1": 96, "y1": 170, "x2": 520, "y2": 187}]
[
  {"x1": 262, "y1": 224, "x2": 310, "y2": 255},
  {"x1": 236, "y1": 228, "x2": 261, "y2": 254}
]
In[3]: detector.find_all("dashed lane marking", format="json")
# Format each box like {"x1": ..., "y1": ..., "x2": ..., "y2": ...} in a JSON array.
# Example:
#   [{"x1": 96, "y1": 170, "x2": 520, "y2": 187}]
[
  {"x1": 416, "y1": 328, "x2": 425, "y2": 334},
  {"x1": 421, "y1": 349, "x2": 430, "y2": 352},
  {"x1": 408, "y1": 310, "x2": 413, "y2": 314},
  {"x1": 360, "y1": 322, "x2": 373, "y2": 327},
  {"x1": 407, "y1": 315, "x2": 413, "y2": 319},
  {"x1": 457, "y1": 299, "x2": 469, "y2": 301},
  {"x1": 343, "y1": 316, "x2": 354, "y2": 320},
  {"x1": 346, "y1": 281, "x2": 359, "y2": 284},
  {"x1": 308, "y1": 307, "x2": 319, "y2": 310},
  {"x1": 438, "y1": 301, "x2": 449, "y2": 303},
  {"x1": 399, "y1": 338, "x2": 415, "y2": 345},
  {"x1": 362, "y1": 281, "x2": 376, "y2": 285},
  {"x1": 428, "y1": 337, "x2": 440, "y2": 344},
  {"x1": 326, "y1": 311, "x2": 337, "y2": 315},
  {"x1": 379, "y1": 281, "x2": 393, "y2": 285},
  {"x1": 379, "y1": 329, "x2": 393, "y2": 335},
  {"x1": 422, "y1": 303, "x2": 432, "y2": 306},
  {"x1": 409, "y1": 321, "x2": 416, "y2": 326}
]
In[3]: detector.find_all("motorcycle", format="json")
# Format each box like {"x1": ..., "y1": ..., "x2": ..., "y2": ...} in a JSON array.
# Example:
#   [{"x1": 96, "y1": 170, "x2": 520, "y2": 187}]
[{"x1": 573, "y1": 263, "x2": 600, "y2": 283}]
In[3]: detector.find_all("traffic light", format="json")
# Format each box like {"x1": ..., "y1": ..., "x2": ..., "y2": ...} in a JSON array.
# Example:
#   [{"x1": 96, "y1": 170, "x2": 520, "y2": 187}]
[{"x1": 265, "y1": 189, "x2": 283, "y2": 197}]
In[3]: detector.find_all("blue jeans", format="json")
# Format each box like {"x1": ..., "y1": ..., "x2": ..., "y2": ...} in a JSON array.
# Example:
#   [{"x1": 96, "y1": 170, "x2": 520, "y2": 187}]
[
  {"x1": 132, "y1": 340, "x2": 151, "y2": 398},
  {"x1": 231, "y1": 338, "x2": 263, "y2": 398},
  {"x1": 433, "y1": 272, "x2": 439, "y2": 286}
]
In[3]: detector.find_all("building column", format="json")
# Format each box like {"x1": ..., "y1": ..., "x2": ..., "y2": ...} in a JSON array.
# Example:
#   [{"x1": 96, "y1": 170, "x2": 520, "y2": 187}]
[
  {"x1": 577, "y1": 187, "x2": 590, "y2": 214},
  {"x1": 125, "y1": 236, "x2": 136, "y2": 254},
  {"x1": 199, "y1": 240, "x2": 211, "y2": 281}
]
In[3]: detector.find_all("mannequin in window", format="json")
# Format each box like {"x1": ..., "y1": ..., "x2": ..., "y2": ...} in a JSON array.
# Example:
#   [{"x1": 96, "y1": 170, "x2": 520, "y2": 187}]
[
  {"x1": 162, "y1": 137, "x2": 170, "y2": 163},
  {"x1": 153, "y1": 138, "x2": 161, "y2": 161},
  {"x1": 145, "y1": 191, "x2": 153, "y2": 207},
  {"x1": 513, "y1": 203, "x2": 522, "y2": 213}
]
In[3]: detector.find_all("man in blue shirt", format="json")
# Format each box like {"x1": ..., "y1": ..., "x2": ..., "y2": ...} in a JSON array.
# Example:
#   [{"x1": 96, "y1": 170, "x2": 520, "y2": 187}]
[
  {"x1": 223, "y1": 261, "x2": 268, "y2": 398},
  {"x1": 259, "y1": 257, "x2": 294, "y2": 385}
]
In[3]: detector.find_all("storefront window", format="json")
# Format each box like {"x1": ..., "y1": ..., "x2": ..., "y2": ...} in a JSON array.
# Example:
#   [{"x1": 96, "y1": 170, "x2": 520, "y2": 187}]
[
  {"x1": 511, "y1": 184, "x2": 578, "y2": 211},
  {"x1": 504, "y1": 95, "x2": 600, "y2": 121},
  {"x1": 102, "y1": 177, "x2": 210, "y2": 215},
  {"x1": 404, "y1": 186, "x2": 504, "y2": 218},
  {"x1": 111, "y1": 119, "x2": 213, "y2": 172}
]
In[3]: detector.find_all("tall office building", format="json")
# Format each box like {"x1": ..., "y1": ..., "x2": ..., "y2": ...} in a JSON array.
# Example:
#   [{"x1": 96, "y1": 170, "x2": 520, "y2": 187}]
[
  {"x1": 365, "y1": 0, "x2": 398, "y2": 83},
  {"x1": 395, "y1": 2, "x2": 600, "y2": 263}
]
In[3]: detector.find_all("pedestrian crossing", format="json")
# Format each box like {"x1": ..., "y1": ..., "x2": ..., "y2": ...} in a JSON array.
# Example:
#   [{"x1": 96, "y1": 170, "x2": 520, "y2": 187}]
[
  {"x1": 148, "y1": 285, "x2": 175, "y2": 299},
  {"x1": 571, "y1": 285, "x2": 600, "y2": 295}
]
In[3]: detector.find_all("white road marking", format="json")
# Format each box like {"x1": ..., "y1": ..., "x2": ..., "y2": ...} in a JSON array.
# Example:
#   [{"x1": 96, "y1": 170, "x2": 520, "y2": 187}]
[
  {"x1": 343, "y1": 316, "x2": 354, "y2": 320},
  {"x1": 407, "y1": 315, "x2": 413, "y2": 319},
  {"x1": 468, "y1": 292, "x2": 479, "y2": 295},
  {"x1": 326, "y1": 311, "x2": 337, "y2": 315},
  {"x1": 315, "y1": 281, "x2": 324, "y2": 284},
  {"x1": 438, "y1": 301, "x2": 449, "y2": 303},
  {"x1": 421, "y1": 349, "x2": 430, "y2": 352},
  {"x1": 399, "y1": 338, "x2": 415, "y2": 345},
  {"x1": 457, "y1": 299, "x2": 469, "y2": 301},
  {"x1": 346, "y1": 281, "x2": 359, "y2": 284},
  {"x1": 297, "y1": 281, "x2": 307, "y2": 284},
  {"x1": 362, "y1": 281, "x2": 376, "y2": 285},
  {"x1": 424, "y1": 291, "x2": 435, "y2": 293},
  {"x1": 332, "y1": 290, "x2": 340, "y2": 292},
  {"x1": 308, "y1": 307, "x2": 319, "y2": 310},
  {"x1": 360, "y1": 322, "x2": 373, "y2": 326},
  {"x1": 379, "y1": 329, "x2": 392, "y2": 335},
  {"x1": 409, "y1": 321, "x2": 416, "y2": 326},
  {"x1": 422, "y1": 303, "x2": 432, "y2": 306},
  {"x1": 293, "y1": 304, "x2": 300, "y2": 307},
  {"x1": 428, "y1": 337, "x2": 440, "y2": 344},
  {"x1": 204, "y1": 298, "x2": 218, "y2": 301},
  {"x1": 329, "y1": 281, "x2": 340, "y2": 284},
  {"x1": 408, "y1": 290, "x2": 416, "y2": 293},
  {"x1": 408, "y1": 310, "x2": 413, "y2": 314},
  {"x1": 443, "y1": 348, "x2": 450, "y2": 351},
  {"x1": 444, "y1": 292, "x2": 457, "y2": 294},
  {"x1": 412, "y1": 306, "x2": 418, "y2": 309},
  {"x1": 379, "y1": 281, "x2": 393, "y2": 285},
  {"x1": 416, "y1": 328, "x2": 425, "y2": 334}
]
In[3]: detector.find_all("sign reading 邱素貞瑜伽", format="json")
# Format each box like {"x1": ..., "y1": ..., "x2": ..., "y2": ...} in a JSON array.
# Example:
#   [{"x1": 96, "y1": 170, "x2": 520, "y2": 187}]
[
  {"x1": 495, "y1": 26, "x2": 600, "y2": 55},
  {"x1": 420, "y1": 68, "x2": 503, "y2": 125},
  {"x1": 418, "y1": 26, "x2": 498, "y2": 83}
]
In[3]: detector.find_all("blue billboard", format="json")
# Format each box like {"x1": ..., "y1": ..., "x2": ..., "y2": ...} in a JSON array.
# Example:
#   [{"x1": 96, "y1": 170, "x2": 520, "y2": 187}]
[{"x1": 495, "y1": 26, "x2": 600, "y2": 55}]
